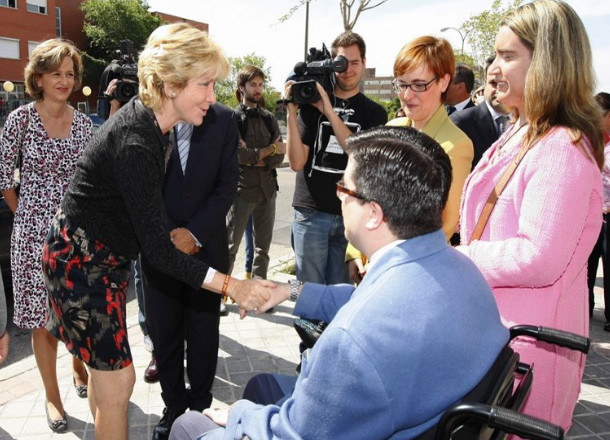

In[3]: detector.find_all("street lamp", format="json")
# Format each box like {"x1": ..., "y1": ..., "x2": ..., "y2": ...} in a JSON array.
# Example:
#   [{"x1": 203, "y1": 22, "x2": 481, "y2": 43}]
[
  {"x1": 441, "y1": 27, "x2": 469, "y2": 57},
  {"x1": 82, "y1": 86, "x2": 92, "y2": 115},
  {"x1": 2, "y1": 81, "x2": 14, "y2": 93}
]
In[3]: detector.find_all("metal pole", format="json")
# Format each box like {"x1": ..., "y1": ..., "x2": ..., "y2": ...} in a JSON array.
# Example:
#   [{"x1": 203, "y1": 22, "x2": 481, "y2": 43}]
[
  {"x1": 304, "y1": 1, "x2": 310, "y2": 61},
  {"x1": 441, "y1": 27, "x2": 467, "y2": 58}
]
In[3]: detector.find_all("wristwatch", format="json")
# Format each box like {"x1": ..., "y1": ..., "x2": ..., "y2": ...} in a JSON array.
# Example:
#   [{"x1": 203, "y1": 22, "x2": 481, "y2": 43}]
[{"x1": 289, "y1": 279, "x2": 303, "y2": 302}]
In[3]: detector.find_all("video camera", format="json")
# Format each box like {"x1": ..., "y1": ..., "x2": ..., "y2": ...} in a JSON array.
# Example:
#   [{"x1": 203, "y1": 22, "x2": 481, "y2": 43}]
[
  {"x1": 108, "y1": 39, "x2": 139, "y2": 103},
  {"x1": 288, "y1": 44, "x2": 348, "y2": 106},
  {"x1": 97, "y1": 39, "x2": 139, "y2": 119}
]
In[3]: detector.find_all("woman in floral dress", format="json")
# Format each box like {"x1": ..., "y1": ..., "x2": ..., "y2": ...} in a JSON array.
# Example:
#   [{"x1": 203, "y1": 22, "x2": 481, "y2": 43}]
[{"x1": 0, "y1": 39, "x2": 91, "y2": 433}]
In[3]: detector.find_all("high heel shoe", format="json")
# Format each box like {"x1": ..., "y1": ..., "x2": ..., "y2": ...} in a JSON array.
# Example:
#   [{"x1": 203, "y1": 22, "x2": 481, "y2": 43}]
[
  {"x1": 73, "y1": 375, "x2": 88, "y2": 398},
  {"x1": 45, "y1": 402, "x2": 68, "y2": 433}
]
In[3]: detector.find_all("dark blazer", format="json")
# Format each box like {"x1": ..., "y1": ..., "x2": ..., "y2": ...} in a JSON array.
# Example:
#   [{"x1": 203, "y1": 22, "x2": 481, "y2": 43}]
[
  {"x1": 165, "y1": 103, "x2": 238, "y2": 272},
  {"x1": 143, "y1": 103, "x2": 239, "y2": 278},
  {"x1": 140, "y1": 103, "x2": 239, "y2": 413},
  {"x1": 450, "y1": 102, "x2": 499, "y2": 169},
  {"x1": 462, "y1": 99, "x2": 476, "y2": 111}
]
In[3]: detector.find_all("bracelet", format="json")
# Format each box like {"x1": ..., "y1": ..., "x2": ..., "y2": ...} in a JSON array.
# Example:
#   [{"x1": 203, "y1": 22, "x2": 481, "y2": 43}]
[
  {"x1": 221, "y1": 274, "x2": 231, "y2": 297},
  {"x1": 270, "y1": 143, "x2": 277, "y2": 156},
  {"x1": 289, "y1": 279, "x2": 304, "y2": 302}
]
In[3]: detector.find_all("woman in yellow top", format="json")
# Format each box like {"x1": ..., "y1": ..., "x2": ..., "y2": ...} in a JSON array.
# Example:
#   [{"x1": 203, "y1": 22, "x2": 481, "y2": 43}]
[{"x1": 346, "y1": 36, "x2": 473, "y2": 283}]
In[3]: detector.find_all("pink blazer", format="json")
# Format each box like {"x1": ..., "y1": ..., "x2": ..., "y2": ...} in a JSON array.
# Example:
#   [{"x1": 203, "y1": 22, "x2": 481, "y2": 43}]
[{"x1": 458, "y1": 126, "x2": 603, "y2": 430}]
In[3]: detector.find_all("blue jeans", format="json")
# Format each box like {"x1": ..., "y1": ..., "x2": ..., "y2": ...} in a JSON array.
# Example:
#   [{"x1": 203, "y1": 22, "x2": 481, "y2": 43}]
[
  {"x1": 291, "y1": 207, "x2": 350, "y2": 284},
  {"x1": 244, "y1": 216, "x2": 254, "y2": 273}
]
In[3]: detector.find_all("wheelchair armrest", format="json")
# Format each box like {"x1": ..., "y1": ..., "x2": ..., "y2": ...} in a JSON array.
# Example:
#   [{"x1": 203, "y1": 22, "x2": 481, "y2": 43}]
[
  {"x1": 509, "y1": 325, "x2": 590, "y2": 354},
  {"x1": 436, "y1": 403, "x2": 563, "y2": 440}
]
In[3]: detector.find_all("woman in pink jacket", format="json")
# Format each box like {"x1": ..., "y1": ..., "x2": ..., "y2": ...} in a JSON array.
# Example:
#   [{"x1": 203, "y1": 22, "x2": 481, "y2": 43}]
[{"x1": 457, "y1": 0, "x2": 605, "y2": 432}]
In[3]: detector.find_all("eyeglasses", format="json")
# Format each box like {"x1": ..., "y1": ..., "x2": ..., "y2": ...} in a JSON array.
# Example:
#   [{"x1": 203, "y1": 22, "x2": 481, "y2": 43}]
[
  {"x1": 336, "y1": 180, "x2": 368, "y2": 201},
  {"x1": 392, "y1": 77, "x2": 439, "y2": 93}
]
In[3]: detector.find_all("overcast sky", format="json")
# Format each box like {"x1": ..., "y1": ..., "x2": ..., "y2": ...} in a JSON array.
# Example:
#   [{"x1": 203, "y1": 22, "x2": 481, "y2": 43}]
[{"x1": 145, "y1": 0, "x2": 610, "y2": 94}]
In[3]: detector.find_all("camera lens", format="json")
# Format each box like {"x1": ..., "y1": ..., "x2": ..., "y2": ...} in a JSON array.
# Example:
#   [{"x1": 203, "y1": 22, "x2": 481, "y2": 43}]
[
  {"x1": 115, "y1": 81, "x2": 137, "y2": 102},
  {"x1": 299, "y1": 83, "x2": 316, "y2": 101},
  {"x1": 292, "y1": 80, "x2": 320, "y2": 105}
]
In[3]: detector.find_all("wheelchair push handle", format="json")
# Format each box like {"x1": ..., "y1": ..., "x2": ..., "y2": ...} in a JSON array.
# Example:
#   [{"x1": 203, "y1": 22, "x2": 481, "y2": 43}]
[
  {"x1": 436, "y1": 403, "x2": 563, "y2": 440},
  {"x1": 509, "y1": 325, "x2": 590, "y2": 354},
  {"x1": 491, "y1": 406, "x2": 564, "y2": 440}
]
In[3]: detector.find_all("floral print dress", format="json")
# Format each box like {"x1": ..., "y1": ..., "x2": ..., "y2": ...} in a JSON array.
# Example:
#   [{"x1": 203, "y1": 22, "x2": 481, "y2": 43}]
[{"x1": 0, "y1": 103, "x2": 92, "y2": 328}]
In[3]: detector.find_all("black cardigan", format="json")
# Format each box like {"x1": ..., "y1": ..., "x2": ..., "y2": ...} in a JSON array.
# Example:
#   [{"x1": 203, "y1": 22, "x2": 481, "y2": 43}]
[{"x1": 61, "y1": 98, "x2": 207, "y2": 289}]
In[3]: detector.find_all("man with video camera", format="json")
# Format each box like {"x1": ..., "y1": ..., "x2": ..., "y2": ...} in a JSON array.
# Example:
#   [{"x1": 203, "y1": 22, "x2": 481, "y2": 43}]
[
  {"x1": 284, "y1": 31, "x2": 387, "y2": 285},
  {"x1": 97, "y1": 40, "x2": 139, "y2": 120}
]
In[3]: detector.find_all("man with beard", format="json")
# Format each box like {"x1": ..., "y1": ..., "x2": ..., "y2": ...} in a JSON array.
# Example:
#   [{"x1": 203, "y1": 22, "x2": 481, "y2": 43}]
[{"x1": 226, "y1": 66, "x2": 285, "y2": 288}]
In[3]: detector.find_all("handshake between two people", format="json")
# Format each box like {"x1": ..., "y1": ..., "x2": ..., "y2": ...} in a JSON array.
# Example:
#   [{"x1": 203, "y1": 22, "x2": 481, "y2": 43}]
[
  {"x1": 170, "y1": 228, "x2": 294, "y2": 319},
  {"x1": 220, "y1": 278, "x2": 293, "y2": 319}
]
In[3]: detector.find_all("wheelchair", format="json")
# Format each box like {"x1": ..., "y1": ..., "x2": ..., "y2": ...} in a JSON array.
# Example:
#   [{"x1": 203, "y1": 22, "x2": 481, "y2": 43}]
[{"x1": 416, "y1": 325, "x2": 590, "y2": 440}]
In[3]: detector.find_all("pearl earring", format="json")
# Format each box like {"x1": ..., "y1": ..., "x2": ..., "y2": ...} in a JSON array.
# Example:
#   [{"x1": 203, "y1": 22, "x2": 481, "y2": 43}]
[{"x1": 171, "y1": 92, "x2": 177, "y2": 98}]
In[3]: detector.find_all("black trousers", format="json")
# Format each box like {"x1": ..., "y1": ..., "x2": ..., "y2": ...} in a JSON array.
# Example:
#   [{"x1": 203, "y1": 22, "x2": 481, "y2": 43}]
[
  {"x1": 141, "y1": 262, "x2": 221, "y2": 413},
  {"x1": 587, "y1": 213, "x2": 610, "y2": 322}
]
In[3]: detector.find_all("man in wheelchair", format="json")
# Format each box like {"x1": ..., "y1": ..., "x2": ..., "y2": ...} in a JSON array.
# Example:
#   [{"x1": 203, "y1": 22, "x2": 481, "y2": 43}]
[{"x1": 170, "y1": 126, "x2": 510, "y2": 439}]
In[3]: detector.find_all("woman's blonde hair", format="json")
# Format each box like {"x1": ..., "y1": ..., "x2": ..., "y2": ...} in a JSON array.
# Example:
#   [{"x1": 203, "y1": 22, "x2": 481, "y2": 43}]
[
  {"x1": 138, "y1": 22, "x2": 230, "y2": 110},
  {"x1": 24, "y1": 39, "x2": 82, "y2": 101},
  {"x1": 503, "y1": 0, "x2": 604, "y2": 167}
]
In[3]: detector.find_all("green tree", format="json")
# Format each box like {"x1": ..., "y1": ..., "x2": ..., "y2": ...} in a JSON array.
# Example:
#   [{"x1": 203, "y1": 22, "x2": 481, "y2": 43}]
[
  {"x1": 460, "y1": 0, "x2": 522, "y2": 70},
  {"x1": 279, "y1": 0, "x2": 389, "y2": 31},
  {"x1": 81, "y1": 0, "x2": 162, "y2": 62},
  {"x1": 215, "y1": 54, "x2": 280, "y2": 114},
  {"x1": 80, "y1": 0, "x2": 163, "y2": 92}
]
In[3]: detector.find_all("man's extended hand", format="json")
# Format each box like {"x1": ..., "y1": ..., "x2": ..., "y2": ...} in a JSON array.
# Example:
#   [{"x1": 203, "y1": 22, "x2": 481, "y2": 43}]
[
  {"x1": 257, "y1": 281, "x2": 291, "y2": 314},
  {"x1": 170, "y1": 228, "x2": 199, "y2": 255},
  {"x1": 228, "y1": 279, "x2": 276, "y2": 318}
]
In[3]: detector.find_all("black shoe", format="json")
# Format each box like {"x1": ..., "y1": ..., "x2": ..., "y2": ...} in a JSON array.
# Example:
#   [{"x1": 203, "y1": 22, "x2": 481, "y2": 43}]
[
  {"x1": 144, "y1": 356, "x2": 159, "y2": 383},
  {"x1": 73, "y1": 375, "x2": 88, "y2": 398},
  {"x1": 604, "y1": 321, "x2": 610, "y2": 332},
  {"x1": 152, "y1": 408, "x2": 182, "y2": 440},
  {"x1": 45, "y1": 402, "x2": 68, "y2": 433}
]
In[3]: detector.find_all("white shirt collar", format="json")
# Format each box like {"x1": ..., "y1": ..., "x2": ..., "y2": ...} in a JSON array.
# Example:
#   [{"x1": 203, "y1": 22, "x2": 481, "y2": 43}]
[
  {"x1": 367, "y1": 239, "x2": 406, "y2": 270},
  {"x1": 484, "y1": 100, "x2": 504, "y2": 121},
  {"x1": 454, "y1": 97, "x2": 472, "y2": 112}
]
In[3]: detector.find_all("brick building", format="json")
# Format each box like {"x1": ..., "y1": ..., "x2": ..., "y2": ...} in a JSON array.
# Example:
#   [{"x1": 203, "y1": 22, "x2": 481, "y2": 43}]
[{"x1": 0, "y1": 1, "x2": 206, "y2": 116}]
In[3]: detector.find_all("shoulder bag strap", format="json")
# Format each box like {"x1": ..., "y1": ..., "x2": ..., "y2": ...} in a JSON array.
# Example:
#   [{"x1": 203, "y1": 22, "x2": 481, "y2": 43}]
[{"x1": 469, "y1": 145, "x2": 529, "y2": 244}]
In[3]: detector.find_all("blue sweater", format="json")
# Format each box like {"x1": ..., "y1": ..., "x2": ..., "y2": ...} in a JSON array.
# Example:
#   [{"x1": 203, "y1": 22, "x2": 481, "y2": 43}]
[{"x1": 219, "y1": 230, "x2": 508, "y2": 439}]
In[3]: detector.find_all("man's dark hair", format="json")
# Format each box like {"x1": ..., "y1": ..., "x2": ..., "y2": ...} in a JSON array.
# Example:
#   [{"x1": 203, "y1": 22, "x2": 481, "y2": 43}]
[
  {"x1": 235, "y1": 65, "x2": 265, "y2": 102},
  {"x1": 485, "y1": 55, "x2": 496, "y2": 76},
  {"x1": 596, "y1": 92, "x2": 610, "y2": 114},
  {"x1": 345, "y1": 126, "x2": 452, "y2": 239},
  {"x1": 331, "y1": 31, "x2": 366, "y2": 60},
  {"x1": 454, "y1": 64, "x2": 475, "y2": 93}
]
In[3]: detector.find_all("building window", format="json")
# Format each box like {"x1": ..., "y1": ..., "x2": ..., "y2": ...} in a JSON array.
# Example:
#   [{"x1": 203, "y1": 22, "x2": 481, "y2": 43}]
[
  {"x1": 28, "y1": 41, "x2": 41, "y2": 57},
  {"x1": 55, "y1": 6, "x2": 62, "y2": 37},
  {"x1": 26, "y1": 0, "x2": 46, "y2": 14},
  {"x1": 0, "y1": 37, "x2": 20, "y2": 60},
  {"x1": 0, "y1": 0, "x2": 17, "y2": 8}
]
